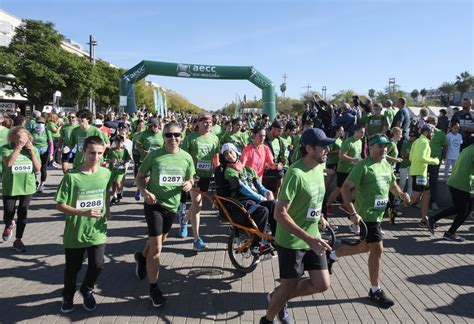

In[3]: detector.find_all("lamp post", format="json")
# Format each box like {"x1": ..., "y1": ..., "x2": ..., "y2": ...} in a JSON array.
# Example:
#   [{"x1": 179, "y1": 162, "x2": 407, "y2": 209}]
[
  {"x1": 87, "y1": 35, "x2": 98, "y2": 114},
  {"x1": 388, "y1": 77, "x2": 396, "y2": 99},
  {"x1": 322, "y1": 86, "x2": 327, "y2": 100}
]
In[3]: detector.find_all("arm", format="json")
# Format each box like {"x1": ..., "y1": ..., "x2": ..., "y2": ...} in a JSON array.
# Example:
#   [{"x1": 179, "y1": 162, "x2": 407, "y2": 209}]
[
  {"x1": 274, "y1": 200, "x2": 331, "y2": 255},
  {"x1": 339, "y1": 149, "x2": 359, "y2": 164},
  {"x1": 389, "y1": 181, "x2": 411, "y2": 205},
  {"x1": 340, "y1": 179, "x2": 363, "y2": 224},
  {"x1": 136, "y1": 171, "x2": 157, "y2": 205},
  {"x1": 57, "y1": 202, "x2": 102, "y2": 218}
]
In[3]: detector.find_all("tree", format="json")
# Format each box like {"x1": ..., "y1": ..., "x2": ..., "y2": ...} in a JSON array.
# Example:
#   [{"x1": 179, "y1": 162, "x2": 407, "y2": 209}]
[
  {"x1": 410, "y1": 89, "x2": 419, "y2": 102},
  {"x1": 420, "y1": 88, "x2": 427, "y2": 103},
  {"x1": 134, "y1": 79, "x2": 154, "y2": 112},
  {"x1": 438, "y1": 82, "x2": 456, "y2": 105},
  {"x1": 330, "y1": 89, "x2": 358, "y2": 105},
  {"x1": 166, "y1": 90, "x2": 202, "y2": 114},
  {"x1": 455, "y1": 71, "x2": 474, "y2": 104},
  {"x1": 93, "y1": 61, "x2": 123, "y2": 110},
  {"x1": 368, "y1": 88, "x2": 376, "y2": 100},
  {"x1": 0, "y1": 19, "x2": 69, "y2": 109}
]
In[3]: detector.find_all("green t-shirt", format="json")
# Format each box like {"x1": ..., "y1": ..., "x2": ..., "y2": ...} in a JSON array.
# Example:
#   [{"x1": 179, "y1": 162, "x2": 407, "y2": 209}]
[
  {"x1": 1, "y1": 144, "x2": 39, "y2": 196},
  {"x1": 447, "y1": 144, "x2": 474, "y2": 193},
  {"x1": 60, "y1": 124, "x2": 79, "y2": 147},
  {"x1": 26, "y1": 118, "x2": 36, "y2": 132},
  {"x1": 71, "y1": 126, "x2": 110, "y2": 169},
  {"x1": 181, "y1": 131, "x2": 219, "y2": 178},
  {"x1": 224, "y1": 166, "x2": 262, "y2": 201},
  {"x1": 31, "y1": 129, "x2": 52, "y2": 150},
  {"x1": 0, "y1": 127, "x2": 9, "y2": 175},
  {"x1": 275, "y1": 160, "x2": 325, "y2": 249},
  {"x1": 132, "y1": 130, "x2": 143, "y2": 156},
  {"x1": 327, "y1": 138, "x2": 342, "y2": 165},
  {"x1": 220, "y1": 130, "x2": 250, "y2": 153},
  {"x1": 107, "y1": 148, "x2": 131, "y2": 181},
  {"x1": 289, "y1": 133, "x2": 301, "y2": 164},
  {"x1": 139, "y1": 148, "x2": 195, "y2": 212},
  {"x1": 55, "y1": 167, "x2": 112, "y2": 248},
  {"x1": 47, "y1": 121, "x2": 61, "y2": 139},
  {"x1": 337, "y1": 136, "x2": 362, "y2": 173},
  {"x1": 281, "y1": 135, "x2": 293, "y2": 167},
  {"x1": 430, "y1": 128, "x2": 448, "y2": 160},
  {"x1": 384, "y1": 108, "x2": 396, "y2": 126},
  {"x1": 137, "y1": 129, "x2": 164, "y2": 160},
  {"x1": 211, "y1": 124, "x2": 224, "y2": 138},
  {"x1": 399, "y1": 140, "x2": 412, "y2": 169},
  {"x1": 346, "y1": 157, "x2": 396, "y2": 223},
  {"x1": 386, "y1": 140, "x2": 399, "y2": 166},
  {"x1": 268, "y1": 135, "x2": 286, "y2": 164},
  {"x1": 366, "y1": 115, "x2": 389, "y2": 137}
]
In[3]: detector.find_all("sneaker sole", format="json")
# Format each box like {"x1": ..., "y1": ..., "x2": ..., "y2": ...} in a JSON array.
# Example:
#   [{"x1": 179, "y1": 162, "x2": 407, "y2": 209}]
[
  {"x1": 83, "y1": 304, "x2": 96, "y2": 312},
  {"x1": 60, "y1": 306, "x2": 75, "y2": 313},
  {"x1": 149, "y1": 296, "x2": 164, "y2": 308}
]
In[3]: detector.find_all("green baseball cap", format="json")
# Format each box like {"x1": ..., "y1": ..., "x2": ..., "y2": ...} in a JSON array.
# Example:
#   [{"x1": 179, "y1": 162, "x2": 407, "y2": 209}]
[{"x1": 368, "y1": 135, "x2": 390, "y2": 145}]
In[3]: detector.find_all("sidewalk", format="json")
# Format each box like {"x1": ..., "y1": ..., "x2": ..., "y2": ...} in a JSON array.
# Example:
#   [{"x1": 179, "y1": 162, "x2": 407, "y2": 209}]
[{"x1": 0, "y1": 169, "x2": 472, "y2": 323}]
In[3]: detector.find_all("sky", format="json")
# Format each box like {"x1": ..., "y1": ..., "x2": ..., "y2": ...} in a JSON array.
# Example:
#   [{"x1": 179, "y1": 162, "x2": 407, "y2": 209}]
[{"x1": 1, "y1": 0, "x2": 473, "y2": 110}]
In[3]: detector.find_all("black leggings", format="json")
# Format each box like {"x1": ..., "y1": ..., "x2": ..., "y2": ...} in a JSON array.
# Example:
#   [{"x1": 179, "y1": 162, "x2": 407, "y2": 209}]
[
  {"x1": 39, "y1": 151, "x2": 49, "y2": 182},
  {"x1": 2, "y1": 195, "x2": 32, "y2": 240},
  {"x1": 63, "y1": 244, "x2": 105, "y2": 298},
  {"x1": 431, "y1": 186, "x2": 472, "y2": 234},
  {"x1": 133, "y1": 153, "x2": 140, "y2": 178}
]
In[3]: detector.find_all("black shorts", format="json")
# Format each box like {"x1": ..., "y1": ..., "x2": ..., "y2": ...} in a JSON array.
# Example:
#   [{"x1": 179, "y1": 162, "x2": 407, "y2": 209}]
[
  {"x1": 277, "y1": 245, "x2": 328, "y2": 279},
  {"x1": 197, "y1": 177, "x2": 212, "y2": 192},
  {"x1": 61, "y1": 152, "x2": 75, "y2": 163},
  {"x1": 336, "y1": 171, "x2": 349, "y2": 188},
  {"x1": 144, "y1": 203, "x2": 176, "y2": 237},
  {"x1": 365, "y1": 222, "x2": 383, "y2": 244},
  {"x1": 326, "y1": 163, "x2": 337, "y2": 170},
  {"x1": 411, "y1": 175, "x2": 430, "y2": 192}
]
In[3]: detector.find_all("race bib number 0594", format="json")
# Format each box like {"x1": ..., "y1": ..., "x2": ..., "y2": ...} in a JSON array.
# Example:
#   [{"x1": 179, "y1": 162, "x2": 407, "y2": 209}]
[{"x1": 12, "y1": 163, "x2": 33, "y2": 173}]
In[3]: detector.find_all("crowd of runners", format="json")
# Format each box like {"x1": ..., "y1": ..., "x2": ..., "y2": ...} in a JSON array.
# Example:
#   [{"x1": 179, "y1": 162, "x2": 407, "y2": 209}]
[{"x1": 0, "y1": 94, "x2": 472, "y2": 323}]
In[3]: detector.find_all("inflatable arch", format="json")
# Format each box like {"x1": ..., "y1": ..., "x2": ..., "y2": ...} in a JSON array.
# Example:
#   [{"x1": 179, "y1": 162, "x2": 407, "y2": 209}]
[{"x1": 119, "y1": 60, "x2": 276, "y2": 120}]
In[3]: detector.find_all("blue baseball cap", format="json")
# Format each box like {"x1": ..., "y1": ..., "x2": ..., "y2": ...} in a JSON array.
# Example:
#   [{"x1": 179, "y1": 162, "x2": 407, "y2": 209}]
[{"x1": 300, "y1": 128, "x2": 335, "y2": 147}]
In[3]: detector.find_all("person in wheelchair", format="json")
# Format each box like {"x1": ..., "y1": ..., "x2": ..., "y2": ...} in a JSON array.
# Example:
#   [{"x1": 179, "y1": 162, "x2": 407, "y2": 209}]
[{"x1": 220, "y1": 143, "x2": 276, "y2": 254}]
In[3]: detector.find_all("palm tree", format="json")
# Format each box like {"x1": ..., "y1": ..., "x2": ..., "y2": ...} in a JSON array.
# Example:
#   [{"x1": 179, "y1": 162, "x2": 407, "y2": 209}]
[
  {"x1": 368, "y1": 88, "x2": 376, "y2": 100},
  {"x1": 410, "y1": 89, "x2": 419, "y2": 102},
  {"x1": 455, "y1": 71, "x2": 474, "y2": 104},
  {"x1": 420, "y1": 88, "x2": 427, "y2": 103},
  {"x1": 438, "y1": 82, "x2": 456, "y2": 105}
]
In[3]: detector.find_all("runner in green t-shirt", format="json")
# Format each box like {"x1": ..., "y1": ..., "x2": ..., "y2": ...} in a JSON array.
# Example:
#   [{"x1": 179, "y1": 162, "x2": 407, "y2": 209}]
[
  {"x1": 365, "y1": 103, "x2": 389, "y2": 137},
  {"x1": 0, "y1": 112, "x2": 9, "y2": 177},
  {"x1": 385, "y1": 127, "x2": 403, "y2": 166},
  {"x1": 180, "y1": 113, "x2": 219, "y2": 251},
  {"x1": 383, "y1": 100, "x2": 397, "y2": 127},
  {"x1": 106, "y1": 135, "x2": 131, "y2": 205},
  {"x1": 55, "y1": 135, "x2": 111, "y2": 314},
  {"x1": 327, "y1": 135, "x2": 410, "y2": 310},
  {"x1": 59, "y1": 113, "x2": 79, "y2": 174},
  {"x1": 135, "y1": 118, "x2": 164, "y2": 161},
  {"x1": 326, "y1": 125, "x2": 365, "y2": 218},
  {"x1": 31, "y1": 117, "x2": 53, "y2": 193},
  {"x1": 219, "y1": 117, "x2": 250, "y2": 153},
  {"x1": 1, "y1": 126, "x2": 41, "y2": 252},
  {"x1": 261, "y1": 128, "x2": 333, "y2": 324},
  {"x1": 428, "y1": 141, "x2": 473, "y2": 242},
  {"x1": 135, "y1": 122, "x2": 195, "y2": 308}
]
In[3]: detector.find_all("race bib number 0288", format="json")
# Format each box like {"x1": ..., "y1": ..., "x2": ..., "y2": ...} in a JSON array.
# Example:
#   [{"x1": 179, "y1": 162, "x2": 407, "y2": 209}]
[
  {"x1": 159, "y1": 174, "x2": 183, "y2": 186},
  {"x1": 76, "y1": 198, "x2": 103, "y2": 210}
]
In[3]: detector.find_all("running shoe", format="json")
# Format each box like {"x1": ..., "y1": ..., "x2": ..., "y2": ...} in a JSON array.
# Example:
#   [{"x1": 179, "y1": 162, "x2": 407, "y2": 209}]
[
  {"x1": 13, "y1": 239, "x2": 26, "y2": 252},
  {"x1": 3, "y1": 221, "x2": 16, "y2": 241},
  {"x1": 117, "y1": 192, "x2": 123, "y2": 201},
  {"x1": 150, "y1": 286, "x2": 167, "y2": 308},
  {"x1": 134, "y1": 251, "x2": 147, "y2": 280},
  {"x1": 326, "y1": 251, "x2": 336, "y2": 275},
  {"x1": 178, "y1": 203, "x2": 188, "y2": 238},
  {"x1": 326, "y1": 205, "x2": 334, "y2": 216},
  {"x1": 37, "y1": 183, "x2": 44, "y2": 193},
  {"x1": 60, "y1": 297, "x2": 75, "y2": 313},
  {"x1": 259, "y1": 316, "x2": 273, "y2": 324},
  {"x1": 80, "y1": 289, "x2": 97, "y2": 311},
  {"x1": 368, "y1": 289, "x2": 395, "y2": 309},
  {"x1": 418, "y1": 220, "x2": 427, "y2": 228},
  {"x1": 134, "y1": 190, "x2": 141, "y2": 201},
  {"x1": 110, "y1": 196, "x2": 118, "y2": 206},
  {"x1": 339, "y1": 205, "x2": 352, "y2": 215},
  {"x1": 388, "y1": 208, "x2": 397, "y2": 224},
  {"x1": 427, "y1": 217, "x2": 436, "y2": 235},
  {"x1": 267, "y1": 290, "x2": 293, "y2": 324},
  {"x1": 443, "y1": 232, "x2": 465, "y2": 242},
  {"x1": 349, "y1": 224, "x2": 360, "y2": 235},
  {"x1": 193, "y1": 238, "x2": 207, "y2": 251}
]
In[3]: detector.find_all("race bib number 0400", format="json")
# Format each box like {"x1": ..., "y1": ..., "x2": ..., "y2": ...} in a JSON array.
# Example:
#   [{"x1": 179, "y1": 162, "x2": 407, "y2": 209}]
[
  {"x1": 12, "y1": 163, "x2": 33, "y2": 173},
  {"x1": 76, "y1": 198, "x2": 103, "y2": 210},
  {"x1": 196, "y1": 160, "x2": 211, "y2": 171},
  {"x1": 159, "y1": 174, "x2": 183, "y2": 186}
]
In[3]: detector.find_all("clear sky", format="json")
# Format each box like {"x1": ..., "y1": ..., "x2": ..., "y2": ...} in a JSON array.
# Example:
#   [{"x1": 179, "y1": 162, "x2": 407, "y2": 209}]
[{"x1": 2, "y1": 0, "x2": 473, "y2": 110}]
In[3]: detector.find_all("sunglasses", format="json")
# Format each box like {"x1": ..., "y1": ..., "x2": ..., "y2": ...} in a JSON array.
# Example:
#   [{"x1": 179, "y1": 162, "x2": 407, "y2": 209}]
[{"x1": 164, "y1": 132, "x2": 181, "y2": 138}]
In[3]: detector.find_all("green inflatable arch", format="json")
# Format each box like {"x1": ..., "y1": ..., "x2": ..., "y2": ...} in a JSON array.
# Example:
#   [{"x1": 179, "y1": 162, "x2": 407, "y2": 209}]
[{"x1": 119, "y1": 60, "x2": 276, "y2": 120}]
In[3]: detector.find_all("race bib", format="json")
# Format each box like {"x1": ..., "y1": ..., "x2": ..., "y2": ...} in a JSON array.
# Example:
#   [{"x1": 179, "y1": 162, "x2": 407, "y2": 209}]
[
  {"x1": 306, "y1": 208, "x2": 321, "y2": 222},
  {"x1": 78, "y1": 138, "x2": 85, "y2": 152},
  {"x1": 196, "y1": 160, "x2": 211, "y2": 171},
  {"x1": 12, "y1": 163, "x2": 33, "y2": 174},
  {"x1": 113, "y1": 162, "x2": 125, "y2": 169},
  {"x1": 159, "y1": 174, "x2": 183, "y2": 186},
  {"x1": 76, "y1": 191, "x2": 103, "y2": 210},
  {"x1": 374, "y1": 196, "x2": 389, "y2": 208},
  {"x1": 416, "y1": 176, "x2": 427, "y2": 186}
]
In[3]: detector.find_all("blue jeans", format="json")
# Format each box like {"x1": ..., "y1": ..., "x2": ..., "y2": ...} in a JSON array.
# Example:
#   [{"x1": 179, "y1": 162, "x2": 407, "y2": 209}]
[{"x1": 428, "y1": 164, "x2": 440, "y2": 204}]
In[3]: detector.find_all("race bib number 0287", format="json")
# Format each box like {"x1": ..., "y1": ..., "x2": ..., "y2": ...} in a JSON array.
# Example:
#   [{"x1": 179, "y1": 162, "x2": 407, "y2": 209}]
[{"x1": 159, "y1": 174, "x2": 183, "y2": 186}]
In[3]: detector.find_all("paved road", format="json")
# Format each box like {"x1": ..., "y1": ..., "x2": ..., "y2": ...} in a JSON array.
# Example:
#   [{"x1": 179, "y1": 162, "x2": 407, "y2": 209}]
[{"x1": 0, "y1": 168, "x2": 473, "y2": 323}]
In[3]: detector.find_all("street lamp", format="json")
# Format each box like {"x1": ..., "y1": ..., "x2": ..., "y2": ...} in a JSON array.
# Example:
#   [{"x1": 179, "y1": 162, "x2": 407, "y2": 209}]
[{"x1": 87, "y1": 35, "x2": 98, "y2": 114}]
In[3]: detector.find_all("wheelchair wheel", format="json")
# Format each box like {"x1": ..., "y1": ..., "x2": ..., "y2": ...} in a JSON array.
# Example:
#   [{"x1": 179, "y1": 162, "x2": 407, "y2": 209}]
[{"x1": 227, "y1": 229, "x2": 258, "y2": 274}]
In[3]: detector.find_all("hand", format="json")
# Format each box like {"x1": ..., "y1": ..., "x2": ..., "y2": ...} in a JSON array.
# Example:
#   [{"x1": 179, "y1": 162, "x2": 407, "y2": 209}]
[
  {"x1": 400, "y1": 192, "x2": 411, "y2": 206},
  {"x1": 277, "y1": 162, "x2": 283, "y2": 170},
  {"x1": 265, "y1": 191, "x2": 275, "y2": 201},
  {"x1": 81, "y1": 209, "x2": 102, "y2": 218},
  {"x1": 288, "y1": 144, "x2": 293, "y2": 151},
  {"x1": 350, "y1": 213, "x2": 362, "y2": 225},
  {"x1": 182, "y1": 180, "x2": 193, "y2": 192},
  {"x1": 62, "y1": 146, "x2": 71, "y2": 154},
  {"x1": 396, "y1": 158, "x2": 403, "y2": 163},
  {"x1": 143, "y1": 191, "x2": 157, "y2": 205},
  {"x1": 325, "y1": 168, "x2": 335, "y2": 177},
  {"x1": 319, "y1": 217, "x2": 329, "y2": 230},
  {"x1": 24, "y1": 141, "x2": 34, "y2": 151},
  {"x1": 308, "y1": 236, "x2": 332, "y2": 256},
  {"x1": 17, "y1": 136, "x2": 28, "y2": 148},
  {"x1": 49, "y1": 154, "x2": 54, "y2": 162}
]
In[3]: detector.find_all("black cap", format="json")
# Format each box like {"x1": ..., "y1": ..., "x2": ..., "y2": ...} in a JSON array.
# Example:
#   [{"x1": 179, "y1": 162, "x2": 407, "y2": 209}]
[
  {"x1": 271, "y1": 120, "x2": 284, "y2": 129},
  {"x1": 300, "y1": 128, "x2": 335, "y2": 147}
]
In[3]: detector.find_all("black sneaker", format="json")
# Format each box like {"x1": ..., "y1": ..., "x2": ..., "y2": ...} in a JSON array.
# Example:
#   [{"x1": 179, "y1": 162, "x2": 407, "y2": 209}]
[
  {"x1": 117, "y1": 193, "x2": 123, "y2": 200},
  {"x1": 326, "y1": 251, "x2": 336, "y2": 275},
  {"x1": 259, "y1": 316, "x2": 274, "y2": 324},
  {"x1": 427, "y1": 217, "x2": 436, "y2": 235},
  {"x1": 13, "y1": 239, "x2": 26, "y2": 252},
  {"x1": 134, "y1": 251, "x2": 147, "y2": 280},
  {"x1": 443, "y1": 232, "x2": 465, "y2": 242},
  {"x1": 368, "y1": 289, "x2": 395, "y2": 309},
  {"x1": 267, "y1": 290, "x2": 293, "y2": 324},
  {"x1": 60, "y1": 297, "x2": 74, "y2": 313},
  {"x1": 388, "y1": 208, "x2": 396, "y2": 224},
  {"x1": 110, "y1": 196, "x2": 118, "y2": 206},
  {"x1": 150, "y1": 287, "x2": 167, "y2": 308},
  {"x1": 80, "y1": 289, "x2": 97, "y2": 311}
]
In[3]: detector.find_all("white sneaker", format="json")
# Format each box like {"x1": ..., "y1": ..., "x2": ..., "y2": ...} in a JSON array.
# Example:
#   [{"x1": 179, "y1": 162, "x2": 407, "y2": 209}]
[
  {"x1": 349, "y1": 224, "x2": 360, "y2": 234},
  {"x1": 37, "y1": 183, "x2": 44, "y2": 193}
]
